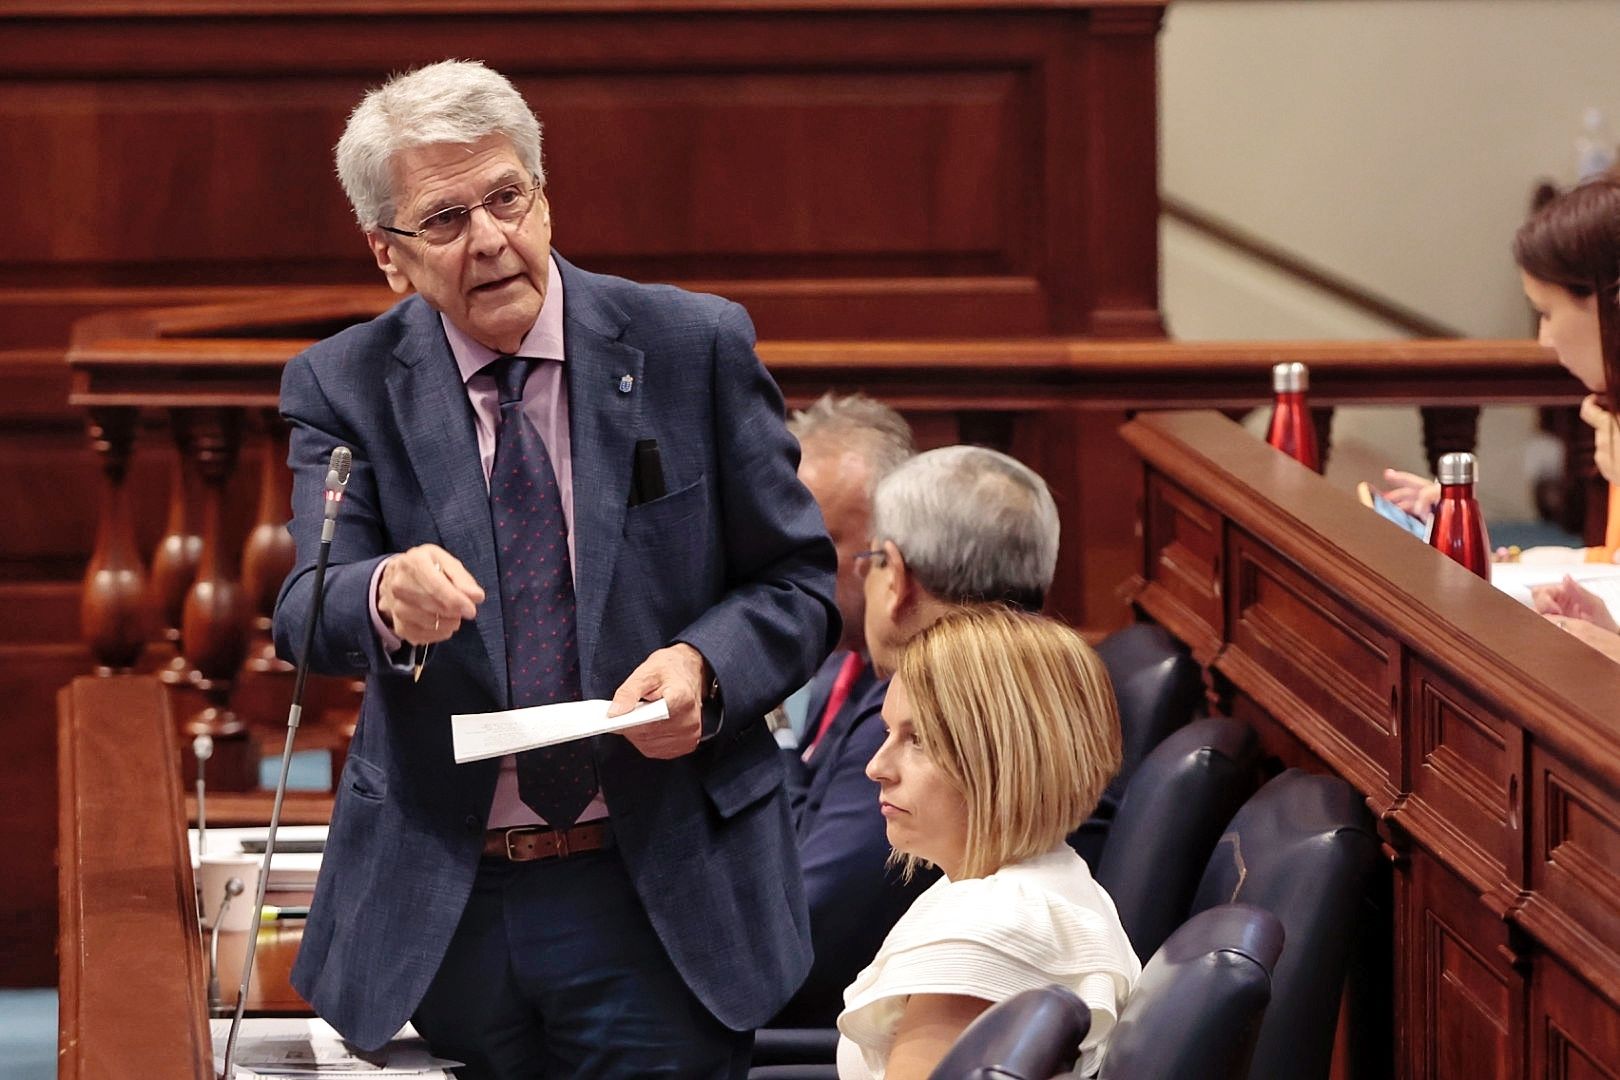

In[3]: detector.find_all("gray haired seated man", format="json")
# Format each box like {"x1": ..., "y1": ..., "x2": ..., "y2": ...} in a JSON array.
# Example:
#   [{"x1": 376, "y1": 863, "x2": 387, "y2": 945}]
[{"x1": 772, "y1": 443, "x2": 1062, "y2": 1027}]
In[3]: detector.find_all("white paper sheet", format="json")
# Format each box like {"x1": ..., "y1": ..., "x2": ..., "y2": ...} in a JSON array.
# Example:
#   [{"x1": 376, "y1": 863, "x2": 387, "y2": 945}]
[
  {"x1": 188, "y1": 826, "x2": 326, "y2": 888},
  {"x1": 1490, "y1": 561, "x2": 1620, "y2": 611},
  {"x1": 451, "y1": 698, "x2": 671, "y2": 763}
]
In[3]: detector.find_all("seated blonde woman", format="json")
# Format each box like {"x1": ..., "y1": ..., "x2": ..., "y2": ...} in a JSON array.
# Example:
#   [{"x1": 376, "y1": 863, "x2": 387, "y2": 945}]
[{"x1": 836, "y1": 605, "x2": 1140, "y2": 1080}]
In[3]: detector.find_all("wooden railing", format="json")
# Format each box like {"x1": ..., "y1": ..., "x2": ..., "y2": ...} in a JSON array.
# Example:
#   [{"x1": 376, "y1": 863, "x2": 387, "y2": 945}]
[
  {"x1": 64, "y1": 289, "x2": 1591, "y2": 785},
  {"x1": 57, "y1": 675, "x2": 214, "y2": 1080},
  {"x1": 57, "y1": 673, "x2": 316, "y2": 1080}
]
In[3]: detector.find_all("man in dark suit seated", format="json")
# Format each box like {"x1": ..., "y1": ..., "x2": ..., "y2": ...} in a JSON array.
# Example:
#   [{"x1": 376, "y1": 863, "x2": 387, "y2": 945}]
[
  {"x1": 772, "y1": 442, "x2": 1061, "y2": 1027},
  {"x1": 274, "y1": 59, "x2": 837, "y2": 1079},
  {"x1": 775, "y1": 393, "x2": 913, "y2": 1026}
]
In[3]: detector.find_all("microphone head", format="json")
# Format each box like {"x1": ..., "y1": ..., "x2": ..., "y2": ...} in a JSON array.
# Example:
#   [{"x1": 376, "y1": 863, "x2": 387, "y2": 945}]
[
  {"x1": 224, "y1": 876, "x2": 245, "y2": 898},
  {"x1": 323, "y1": 446, "x2": 353, "y2": 521},
  {"x1": 324, "y1": 446, "x2": 353, "y2": 495},
  {"x1": 192, "y1": 733, "x2": 214, "y2": 762}
]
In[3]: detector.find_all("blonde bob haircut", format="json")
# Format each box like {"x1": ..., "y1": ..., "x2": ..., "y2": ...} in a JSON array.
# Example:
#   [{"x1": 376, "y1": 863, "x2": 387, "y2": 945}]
[{"x1": 895, "y1": 604, "x2": 1122, "y2": 881}]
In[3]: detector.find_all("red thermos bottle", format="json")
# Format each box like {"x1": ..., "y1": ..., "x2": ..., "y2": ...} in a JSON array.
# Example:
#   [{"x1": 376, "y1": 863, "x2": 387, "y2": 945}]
[
  {"x1": 1429, "y1": 452, "x2": 1491, "y2": 581},
  {"x1": 1266, "y1": 362, "x2": 1321, "y2": 471}
]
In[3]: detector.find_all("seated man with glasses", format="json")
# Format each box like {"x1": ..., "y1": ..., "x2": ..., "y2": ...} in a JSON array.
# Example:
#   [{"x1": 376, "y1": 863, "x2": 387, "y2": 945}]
[
  {"x1": 769, "y1": 445, "x2": 1062, "y2": 1026},
  {"x1": 274, "y1": 60, "x2": 837, "y2": 1079}
]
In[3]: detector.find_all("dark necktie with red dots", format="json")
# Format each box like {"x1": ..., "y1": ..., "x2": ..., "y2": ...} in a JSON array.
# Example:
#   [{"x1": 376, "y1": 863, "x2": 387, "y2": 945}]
[{"x1": 488, "y1": 356, "x2": 597, "y2": 827}]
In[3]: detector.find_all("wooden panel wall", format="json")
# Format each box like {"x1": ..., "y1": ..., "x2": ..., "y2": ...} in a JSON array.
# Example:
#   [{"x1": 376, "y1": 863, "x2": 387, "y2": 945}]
[
  {"x1": 0, "y1": 1, "x2": 1163, "y2": 338},
  {"x1": 0, "y1": 1, "x2": 1166, "y2": 986},
  {"x1": 1127, "y1": 411, "x2": 1620, "y2": 1080}
]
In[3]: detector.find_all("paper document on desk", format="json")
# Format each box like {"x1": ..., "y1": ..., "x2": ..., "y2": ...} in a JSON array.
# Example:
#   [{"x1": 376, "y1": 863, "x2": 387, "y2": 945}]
[
  {"x1": 1490, "y1": 562, "x2": 1620, "y2": 611},
  {"x1": 210, "y1": 1018, "x2": 459, "y2": 1076},
  {"x1": 189, "y1": 826, "x2": 326, "y2": 889},
  {"x1": 451, "y1": 698, "x2": 671, "y2": 763}
]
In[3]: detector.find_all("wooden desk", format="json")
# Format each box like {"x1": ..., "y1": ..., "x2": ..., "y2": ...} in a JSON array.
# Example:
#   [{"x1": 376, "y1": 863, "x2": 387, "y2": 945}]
[
  {"x1": 1123, "y1": 411, "x2": 1620, "y2": 1079},
  {"x1": 58, "y1": 675, "x2": 312, "y2": 1080}
]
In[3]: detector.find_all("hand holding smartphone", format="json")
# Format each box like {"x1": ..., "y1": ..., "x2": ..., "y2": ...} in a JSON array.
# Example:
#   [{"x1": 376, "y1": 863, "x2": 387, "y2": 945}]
[{"x1": 1357, "y1": 481, "x2": 1433, "y2": 541}]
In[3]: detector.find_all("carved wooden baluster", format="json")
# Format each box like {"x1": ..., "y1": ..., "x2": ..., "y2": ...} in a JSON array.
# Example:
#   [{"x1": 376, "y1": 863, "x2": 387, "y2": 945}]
[
  {"x1": 957, "y1": 410, "x2": 1017, "y2": 453},
  {"x1": 242, "y1": 412, "x2": 295, "y2": 674},
  {"x1": 81, "y1": 407, "x2": 148, "y2": 674},
  {"x1": 1420, "y1": 405, "x2": 1481, "y2": 476},
  {"x1": 1311, "y1": 406, "x2": 1336, "y2": 471},
  {"x1": 176, "y1": 407, "x2": 257, "y2": 790},
  {"x1": 148, "y1": 423, "x2": 202, "y2": 685}
]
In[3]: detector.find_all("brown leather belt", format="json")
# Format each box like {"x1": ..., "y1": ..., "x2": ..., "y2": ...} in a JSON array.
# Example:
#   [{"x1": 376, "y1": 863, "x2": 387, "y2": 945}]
[{"x1": 482, "y1": 821, "x2": 613, "y2": 863}]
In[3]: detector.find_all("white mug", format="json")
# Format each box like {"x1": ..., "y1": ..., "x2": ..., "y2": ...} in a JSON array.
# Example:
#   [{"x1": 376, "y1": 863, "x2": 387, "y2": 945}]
[{"x1": 197, "y1": 852, "x2": 262, "y2": 931}]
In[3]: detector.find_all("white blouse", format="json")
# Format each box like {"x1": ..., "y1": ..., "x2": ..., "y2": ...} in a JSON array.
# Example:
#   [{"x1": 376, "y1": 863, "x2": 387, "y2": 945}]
[{"x1": 834, "y1": 844, "x2": 1140, "y2": 1080}]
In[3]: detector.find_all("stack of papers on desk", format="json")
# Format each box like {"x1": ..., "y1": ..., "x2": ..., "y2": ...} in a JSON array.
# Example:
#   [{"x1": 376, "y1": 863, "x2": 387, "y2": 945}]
[
  {"x1": 189, "y1": 826, "x2": 327, "y2": 889},
  {"x1": 211, "y1": 1018, "x2": 459, "y2": 1077}
]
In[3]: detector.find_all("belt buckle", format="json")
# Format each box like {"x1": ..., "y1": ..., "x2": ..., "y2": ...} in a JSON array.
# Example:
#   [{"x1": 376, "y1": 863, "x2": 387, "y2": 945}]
[
  {"x1": 503, "y1": 826, "x2": 534, "y2": 862},
  {"x1": 503, "y1": 825, "x2": 572, "y2": 862}
]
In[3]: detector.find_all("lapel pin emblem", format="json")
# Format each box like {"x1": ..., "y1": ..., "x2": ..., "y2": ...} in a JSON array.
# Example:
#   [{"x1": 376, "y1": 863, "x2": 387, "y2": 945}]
[{"x1": 618, "y1": 374, "x2": 635, "y2": 394}]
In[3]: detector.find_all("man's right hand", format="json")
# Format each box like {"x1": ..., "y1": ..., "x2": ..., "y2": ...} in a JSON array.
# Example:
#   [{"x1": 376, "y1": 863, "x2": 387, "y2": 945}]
[{"x1": 378, "y1": 544, "x2": 485, "y2": 645}]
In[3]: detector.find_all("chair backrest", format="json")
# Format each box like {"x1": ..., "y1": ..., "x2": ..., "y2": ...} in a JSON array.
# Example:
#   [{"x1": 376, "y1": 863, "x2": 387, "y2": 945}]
[
  {"x1": 1096, "y1": 624, "x2": 1205, "y2": 778},
  {"x1": 1072, "y1": 624, "x2": 1205, "y2": 866},
  {"x1": 1100, "y1": 903, "x2": 1283, "y2": 1080},
  {"x1": 1095, "y1": 716, "x2": 1260, "y2": 959},
  {"x1": 930, "y1": 986, "x2": 1092, "y2": 1080},
  {"x1": 1190, "y1": 769, "x2": 1380, "y2": 1080}
]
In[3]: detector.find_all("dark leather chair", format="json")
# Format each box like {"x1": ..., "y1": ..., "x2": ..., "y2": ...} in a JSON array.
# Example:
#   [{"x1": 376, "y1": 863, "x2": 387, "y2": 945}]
[
  {"x1": 1189, "y1": 769, "x2": 1380, "y2": 1080},
  {"x1": 1095, "y1": 715, "x2": 1260, "y2": 960},
  {"x1": 1071, "y1": 624, "x2": 1204, "y2": 866},
  {"x1": 751, "y1": 987, "x2": 1090, "y2": 1080},
  {"x1": 749, "y1": 1027, "x2": 839, "y2": 1079},
  {"x1": 1100, "y1": 903, "x2": 1283, "y2": 1080},
  {"x1": 930, "y1": 986, "x2": 1092, "y2": 1080}
]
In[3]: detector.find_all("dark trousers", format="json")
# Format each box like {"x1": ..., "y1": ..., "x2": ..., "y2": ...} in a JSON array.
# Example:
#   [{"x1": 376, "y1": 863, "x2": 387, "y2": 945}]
[{"x1": 412, "y1": 847, "x2": 752, "y2": 1080}]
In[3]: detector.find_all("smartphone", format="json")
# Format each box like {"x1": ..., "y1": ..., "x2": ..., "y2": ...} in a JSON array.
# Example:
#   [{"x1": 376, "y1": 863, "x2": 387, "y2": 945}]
[{"x1": 1357, "y1": 481, "x2": 1432, "y2": 541}]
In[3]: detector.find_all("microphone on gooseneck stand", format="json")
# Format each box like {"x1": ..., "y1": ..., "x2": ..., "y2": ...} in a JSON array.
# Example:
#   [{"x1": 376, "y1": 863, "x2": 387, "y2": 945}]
[
  {"x1": 221, "y1": 446, "x2": 351, "y2": 1078},
  {"x1": 207, "y1": 876, "x2": 245, "y2": 1016},
  {"x1": 194, "y1": 734, "x2": 214, "y2": 857}
]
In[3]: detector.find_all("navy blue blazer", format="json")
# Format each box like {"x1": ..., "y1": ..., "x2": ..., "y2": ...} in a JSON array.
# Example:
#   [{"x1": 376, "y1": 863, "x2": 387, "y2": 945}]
[
  {"x1": 775, "y1": 675, "x2": 936, "y2": 1027},
  {"x1": 274, "y1": 255, "x2": 838, "y2": 1051},
  {"x1": 784, "y1": 650, "x2": 875, "y2": 815}
]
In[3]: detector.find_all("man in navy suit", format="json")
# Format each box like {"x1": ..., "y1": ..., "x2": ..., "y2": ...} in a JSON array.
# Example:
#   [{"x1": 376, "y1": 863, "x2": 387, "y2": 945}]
[
  {"x1": 274, "y1": 60, "x2": 837, "y2": 1079},
  {"x1": 774, "y1": 393, "x2": 918, "y2": 1026}
]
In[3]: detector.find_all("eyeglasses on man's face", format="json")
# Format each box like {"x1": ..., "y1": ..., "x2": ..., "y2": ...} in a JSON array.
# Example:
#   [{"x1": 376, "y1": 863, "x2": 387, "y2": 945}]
[
  {"x1": 853, "y1": 547, "x2": 889, "y2": 578},
  {"x1": 379, "y1": 180, "x2": 542, "y2": 246}
]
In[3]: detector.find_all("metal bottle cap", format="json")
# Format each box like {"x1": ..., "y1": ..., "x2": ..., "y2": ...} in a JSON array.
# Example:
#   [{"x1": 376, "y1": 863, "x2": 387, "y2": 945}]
[
  {"x1": 1272, "y1": 362, "x2": 1308, "y2": 393},
  {"x1": 1437, "y1": 451, "x2": 1478, "y2": 486}
]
